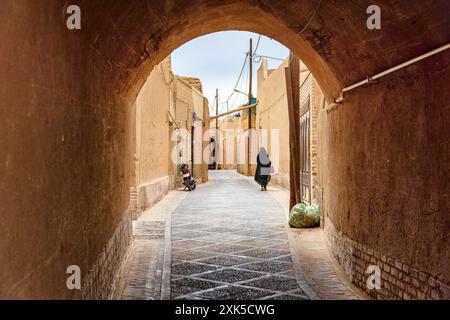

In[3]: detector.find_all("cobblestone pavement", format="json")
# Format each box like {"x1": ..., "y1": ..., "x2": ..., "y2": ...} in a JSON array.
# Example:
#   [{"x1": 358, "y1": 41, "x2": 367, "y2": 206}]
[
  {"x1": 120, "y1": 191, "x2": 188, "y2": 300},
  {"x1": 268, "y1": 184, "x2": 364, "y2": 300},
  {"x1": 121, "y1": 170, "x2": 362, "y2": 300},
  {"x1": 170, "y1": 171, "x2": 310, "y2": 300}
]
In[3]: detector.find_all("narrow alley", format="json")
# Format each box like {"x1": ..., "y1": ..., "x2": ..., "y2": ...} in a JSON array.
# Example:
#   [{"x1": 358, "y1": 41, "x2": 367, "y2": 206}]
[
  {"x1": 1, "y1": 1, "x2": 449, "y2": 305},
  {"x1": 120, "y1": 171, "x2": 362, "y2": 300}
]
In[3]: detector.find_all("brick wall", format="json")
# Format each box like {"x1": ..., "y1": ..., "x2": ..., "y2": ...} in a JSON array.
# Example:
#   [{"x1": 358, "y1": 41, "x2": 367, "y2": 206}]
[
  {"x1": 324, "y1": 217, "x2": 450, "y2": 300},
  {"x1": 310, "y1": 78, "x2": 322, "y2": 203},
  {"x1": 81, "y1": 208, "x2": 133, "y2": 300},
  {"x1": 299, "y1": 66, "x2": 322, "y2": 206},
  {"x1": 130, "y1": 186, "x2": 139, "y2": 220},
  {"x1": 136, "y1": 176, "x2": 170, "y2": 219}
]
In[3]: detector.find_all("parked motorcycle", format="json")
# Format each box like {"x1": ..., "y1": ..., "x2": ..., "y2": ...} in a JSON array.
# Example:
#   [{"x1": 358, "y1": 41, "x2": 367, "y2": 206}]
[{"x1": 180, "y1": 164, "x2": 196, "y2": 191}]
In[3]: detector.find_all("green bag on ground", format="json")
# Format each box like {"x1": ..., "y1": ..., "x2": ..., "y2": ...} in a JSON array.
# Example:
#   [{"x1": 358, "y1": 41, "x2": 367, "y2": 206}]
[{"x1": 289, "y1": 203, "x2": 320, "y2": 228}]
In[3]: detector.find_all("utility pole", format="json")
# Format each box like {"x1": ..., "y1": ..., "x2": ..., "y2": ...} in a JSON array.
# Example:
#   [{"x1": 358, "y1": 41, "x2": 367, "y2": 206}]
[
  {"x1": 285, "y1": 52, "x2": 301, "y2": 209},
  {"x1": 215, "y1": 88, "x2": 219, "y2": 170},
  {"x1": 248, "y1": 38, "x2": 253, "y2": 105},
  {"x1": 215, "y1": 88, "x2": 219, "y2": 131},
  {"x1": 247, "y1": 38, "x2": 253, "y2": 174}
]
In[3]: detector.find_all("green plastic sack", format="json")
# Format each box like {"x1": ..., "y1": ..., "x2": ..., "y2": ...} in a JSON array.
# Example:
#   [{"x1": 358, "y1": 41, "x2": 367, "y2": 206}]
[{"x1": 289, "y1": 203, "x2": 320, "y2": 228}]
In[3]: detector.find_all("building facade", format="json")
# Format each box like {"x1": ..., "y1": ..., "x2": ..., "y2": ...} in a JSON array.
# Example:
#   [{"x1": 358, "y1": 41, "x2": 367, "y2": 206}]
[
  {"x1": 299, "y1": 60, "x2": 324, "y2": 207},
  {"x1": 254, "y1": 58, "x2": 290, "y2": 189},
  {"x1": 132, "y1": 57, "x2": 173, "y2": 219},
  {"x1": 132, "y1": 58, "x2": 209, "y2": 219},
  {"x1": 216, "y1": 115, "x2": 240, "y2": 170},
  {"x1": 213, "y1": 58, "x2": 323, "y2": 202},
  {"x1": 171, "y1": 76, "x2": 210, "y2": 188}
]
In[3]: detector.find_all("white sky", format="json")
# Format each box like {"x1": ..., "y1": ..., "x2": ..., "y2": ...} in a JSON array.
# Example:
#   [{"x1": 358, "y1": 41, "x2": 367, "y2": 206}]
[{"x1": 171, "y1": 31, "x2": 289, "y2": 116}]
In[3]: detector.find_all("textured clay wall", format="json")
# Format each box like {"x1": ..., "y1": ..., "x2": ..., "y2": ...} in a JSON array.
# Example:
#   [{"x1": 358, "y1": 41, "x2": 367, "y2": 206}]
[
  {"x1": 134, "y1": 58, "x2": 172, "y2": 217},
  {"x1": 237, "y1": 108, "x2": 258, "y2": 177},
  {"x1": 135, "y1": 58, "x2": 171, "y2": 185},
  {"x1": 0, "y1": 2, "x2": 134, "y2": 298},
  {"x1": 173, "y1": 77, "x2": 207, "y2": 183},
  {"x1": 1, "y1": 0, "x2": 448, "y2": 300},
  {"x1": 256, "y1": 59, "x2": 290, "y2": 188},
  {"x1": 318, "y1": 51, "x2": 450, "y2": 299},
  {"x1": 218, "y1": 116, "x2": 240, "y2": 170}
]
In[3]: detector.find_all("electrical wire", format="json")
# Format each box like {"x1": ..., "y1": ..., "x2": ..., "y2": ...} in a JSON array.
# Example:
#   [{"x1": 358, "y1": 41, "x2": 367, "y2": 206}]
[
  {"x1": 297, "y1": 0, "x2": 323, "y2": 35},
  {"x1": 236, "y1": 60, "x2": 249, "y2": 107},
  {"x1": 222, "y1": 53, "x2": 249, "y2": 105},
  {"x1": 227, "y1": 62, "x2": 247, "y2": 112},
  {"x1": 209, "y1": 95, "x2": 217, "y2": 116},
  {"x1": 220, "y1": 35, "x2": 261, "y2": 109},
  {"x1": 219, "y1": 34, "x2": 282, "y2": 113},
  {"x1": 253, "y1": 54, "x2": 285, "y2": 63},
  {"x1": 287, "y1": 0, "x2": 324, "y2": 67},
  {"x1": 254, "y1": 34, "x2": 262, "y2": 57}
]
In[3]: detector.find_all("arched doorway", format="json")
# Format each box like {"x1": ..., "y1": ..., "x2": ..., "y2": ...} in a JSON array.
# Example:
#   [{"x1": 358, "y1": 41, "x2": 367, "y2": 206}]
[{"x1": 0, "y1": 0, "x2": 448, "y2": 299}]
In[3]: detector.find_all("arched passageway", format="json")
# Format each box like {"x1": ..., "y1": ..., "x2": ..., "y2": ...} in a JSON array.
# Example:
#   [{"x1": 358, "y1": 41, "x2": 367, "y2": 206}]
[{"x1": 0, "y1": 0, "x2": 448, "y2": 299}]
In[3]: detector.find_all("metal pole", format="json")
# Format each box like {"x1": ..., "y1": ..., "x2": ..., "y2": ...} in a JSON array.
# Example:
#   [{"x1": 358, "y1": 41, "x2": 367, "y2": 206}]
[
  {"x1": 248, "y1": 38, "x2": 253, "y2": 105},
  {"x1": 209, "y1": 102, "x2": 257, "y2": 120},
  {"x1": 247, "y1": 38, "x2": 253, "y2": 173},
  {"x1": 325, "y1": 42, "x2": 450, "y2": 112},
  {"x1": 216, "y1": 88, "x2": 219, "y2": 131},
  {"x1": 215, "y1": 88, "x2": 219, "y2": 170}
]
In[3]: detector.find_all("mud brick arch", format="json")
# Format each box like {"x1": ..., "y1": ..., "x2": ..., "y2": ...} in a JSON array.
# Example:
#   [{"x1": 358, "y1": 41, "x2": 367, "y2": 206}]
[{"x1": 0, "y1": 0, "x2": 449, "y2": 299}]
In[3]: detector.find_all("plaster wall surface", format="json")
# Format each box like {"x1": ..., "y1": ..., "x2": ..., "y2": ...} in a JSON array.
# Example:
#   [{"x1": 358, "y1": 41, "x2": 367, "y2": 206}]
[
  {"x1": 0, "y1": 1, "x2": 135, "y2": 298},
  {"x1": 0, "y1": 0, "x2": 448, "y2": 299},
  {"x1": 173, "y1": 77, "x2": 208, "y2": 184},
  {"x1": 135, "y1": 58, "x2": 172, "y2": 186},
  {"x1": 217, "y1": 116, "x2": 240, "y2": 170},
  {"x1": 133, "y1": 58, "x2": 173, "y2": 217},
  {"x1": 256, "y1": 59, "x2": 290, "y2": 189},
  {"x1": 317, "y1": 51, "x2": 450, "y2": 296}
]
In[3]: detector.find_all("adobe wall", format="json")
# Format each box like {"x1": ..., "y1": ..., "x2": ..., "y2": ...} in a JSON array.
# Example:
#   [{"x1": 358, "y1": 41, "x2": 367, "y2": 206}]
[
  {"x1": 134, "y1": 58, "x2": 172, "y2": 218},
  {"x1": 256, "y1": 59, "x2": 290, "y2": 189},
  {"x1": 1, "y1": 0, "x2": 448, "y2": 299},
  {"x1": 217, "y1": 116, "x2": 240, "y2": 170},
  {"x1": 0, "y1": 1, "x2": 134, "y2": 298},
  {"x1": 317, "y1": 51, "x2": 450, "y2": 299},
  {"x1": 173, "y1": 77, "x2": 208, "y2": 185}
]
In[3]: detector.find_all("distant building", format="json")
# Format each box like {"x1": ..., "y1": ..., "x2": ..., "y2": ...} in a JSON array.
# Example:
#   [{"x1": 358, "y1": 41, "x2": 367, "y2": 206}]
[
  {"x1": 171, "y1": 76, "x2": 210, "y2": 188},
  {"x1": 255, "y1": 58, "x2": 290, "y2": 189},
  {"x1": 132, "y1": 58, "x2": 210, "y2": 219},
  {"x1": 133, "y1": 57, "x2": 173, "y2": 219},
  {"x1": 236, "y1": 105, "x2": 257, "y2": 177},
  {"x1": 217, "y1": 115, "x2": 240, "y2": 170},
  {"x1": 298, "y1": 60, "x2": 323, "y2": 206},
  {"x1": 210, "y1": 57, "x2": 324, "y2": 204}
]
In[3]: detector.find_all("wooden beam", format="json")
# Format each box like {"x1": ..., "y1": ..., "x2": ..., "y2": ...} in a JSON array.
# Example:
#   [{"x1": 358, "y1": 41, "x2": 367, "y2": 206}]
[
  {"x1": 285, "y1": 53, "x2": 301, "y2": 210},
  {"x1": 209, "y1": 103, "x2": 257, "y2": 120}
]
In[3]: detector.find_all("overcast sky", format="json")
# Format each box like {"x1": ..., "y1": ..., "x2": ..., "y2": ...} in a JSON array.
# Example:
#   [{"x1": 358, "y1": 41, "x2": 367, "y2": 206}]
[{"x1": 172, "y1": 31, "x2": 289, "y2": 115}]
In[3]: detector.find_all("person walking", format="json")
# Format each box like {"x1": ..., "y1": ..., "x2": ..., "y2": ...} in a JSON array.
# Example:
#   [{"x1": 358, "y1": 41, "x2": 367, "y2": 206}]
[{"x1": 255, "y1": 147, "x2": 272, "y2": 191}]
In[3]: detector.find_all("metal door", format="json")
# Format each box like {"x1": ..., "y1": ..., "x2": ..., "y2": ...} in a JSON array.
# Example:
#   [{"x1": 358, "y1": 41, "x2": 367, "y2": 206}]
[{"x1": 299, "y1": 98, "x2": 311, "y2": 204}]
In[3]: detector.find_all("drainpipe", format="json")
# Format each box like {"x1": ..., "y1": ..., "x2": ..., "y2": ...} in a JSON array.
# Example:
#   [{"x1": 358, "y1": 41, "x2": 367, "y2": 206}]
[{"x1": 324, "y1": 43, "x2": 450, "y2": 113}]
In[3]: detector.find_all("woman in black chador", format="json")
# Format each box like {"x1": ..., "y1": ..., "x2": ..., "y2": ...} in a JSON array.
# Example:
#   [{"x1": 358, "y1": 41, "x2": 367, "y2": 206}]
[{"x1": 255, "y1": 147, "x2": 272, "y2": 191}]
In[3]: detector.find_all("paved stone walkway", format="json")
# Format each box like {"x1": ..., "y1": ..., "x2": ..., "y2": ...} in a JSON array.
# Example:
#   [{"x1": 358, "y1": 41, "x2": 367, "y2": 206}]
[
  {"x1": 268, "y1": 183, "x2": 365, "y2": 300},
  {"x1": 170, "y1": 171, "x2": 309, "y2": 300},
  {"x1": 120, "y1": 170, "x2": 363, "y2": 300},
  {"x1": 120, "y1": 191, "x2": 188, "y2": 300}
]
